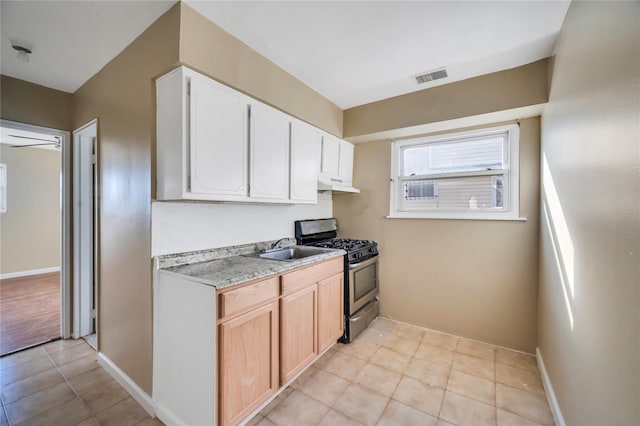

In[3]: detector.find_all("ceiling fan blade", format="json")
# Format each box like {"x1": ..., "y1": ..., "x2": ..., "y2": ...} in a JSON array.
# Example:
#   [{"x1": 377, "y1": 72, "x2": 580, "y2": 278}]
[
  {"x1": 10, "y1": 142, "x2": 59, "y2": 148},
  {"x1": 8, "y1": 134, "x2": 60, "y2": 144}
]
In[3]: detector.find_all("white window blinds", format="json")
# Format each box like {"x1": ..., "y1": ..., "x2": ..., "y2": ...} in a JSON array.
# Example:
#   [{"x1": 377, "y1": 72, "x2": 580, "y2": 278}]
[
  {"x1": 403, "y1": 135, "x2": 505, "y2": 176},
  {"x1": 390, "y1": 124, "x2": 520, "y2": 219}
]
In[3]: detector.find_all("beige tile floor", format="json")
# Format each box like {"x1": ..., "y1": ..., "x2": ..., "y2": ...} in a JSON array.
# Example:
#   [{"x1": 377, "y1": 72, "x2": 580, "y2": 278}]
[
  {"x1": 1, "y1": 320, "x2": 554, "y2": 426},
  {"x1": 0, "y1": 339, "x2": 162, "y2": 426},
  {"x1": 250, "y1": 318, "x2": 554, "y2": 426}
]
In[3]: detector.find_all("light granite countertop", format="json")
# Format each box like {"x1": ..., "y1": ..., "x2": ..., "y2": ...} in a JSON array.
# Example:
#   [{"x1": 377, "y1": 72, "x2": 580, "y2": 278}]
[{"x1": 157, "y1": 241, "x2": 345, "y2": 289}]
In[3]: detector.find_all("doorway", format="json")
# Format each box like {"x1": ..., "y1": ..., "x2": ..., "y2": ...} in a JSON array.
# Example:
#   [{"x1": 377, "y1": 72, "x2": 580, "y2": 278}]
[
  {"x1": 0, "y1": 120, "x2": 71, "y2": 356},
  {"x1": 73, "y1": 120, "x2": 98, "y2": 349}
]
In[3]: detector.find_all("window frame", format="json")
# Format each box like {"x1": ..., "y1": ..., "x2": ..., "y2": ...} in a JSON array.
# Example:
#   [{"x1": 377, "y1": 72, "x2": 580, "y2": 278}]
[{"x1": 388, "y1": 124, "x2": 524, "y2": 221}]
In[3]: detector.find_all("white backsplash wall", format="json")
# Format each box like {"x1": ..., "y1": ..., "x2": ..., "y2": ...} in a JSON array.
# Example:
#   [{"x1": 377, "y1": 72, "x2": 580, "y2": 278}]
[{"x1": 151, "y1": 191, "x2": 333, "y2": 256}]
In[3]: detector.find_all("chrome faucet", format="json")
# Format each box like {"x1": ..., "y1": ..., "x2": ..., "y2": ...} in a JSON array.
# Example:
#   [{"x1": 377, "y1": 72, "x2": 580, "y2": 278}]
[{"x1": 268, "y1": 237, "x2": 290, "y2": 251}]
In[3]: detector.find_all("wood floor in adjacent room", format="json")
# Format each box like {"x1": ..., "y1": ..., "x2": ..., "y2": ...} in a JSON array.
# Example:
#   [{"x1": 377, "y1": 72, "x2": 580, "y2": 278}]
[{"x1": 0, "y1": 272, "x2": 61, "y2": 356}]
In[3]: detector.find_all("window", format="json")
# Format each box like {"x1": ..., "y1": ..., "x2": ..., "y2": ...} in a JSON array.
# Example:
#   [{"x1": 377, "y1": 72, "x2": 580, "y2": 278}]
[{"x1": 389, "y1": 124, "x2": 522, "y2": 220}]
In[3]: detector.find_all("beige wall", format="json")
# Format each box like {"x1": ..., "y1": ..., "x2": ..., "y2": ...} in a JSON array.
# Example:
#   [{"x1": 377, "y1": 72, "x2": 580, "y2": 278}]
[
  {"x1": 0, "y1": 75, "x2": 73, "y2": 131},
  {"x1": 344, "y1": 59, "x2": 548, "y2": 140},
  {"x1": 178, "y1": 3, "x2": 342, "y2": 137},
  {"x1": 334, "y1": 117, "x2": 541, "y2": 353},
  {"x1": 0, "y1": 71, "x2": 70, "y2": 278},
  {"x1": 0, "y1": 145, "x2": 61, "y2": 275},
  {"x1": 538, "y1": 2, "x2": 639, "y2": 424},
  {"x1": 72, "y1": 3, "x2": 181, "y2": 394},
  {"x1": 149, "y1": 2, "x2": 345, "y2": 261},
  {"x1": 70, "y1": 2, "x2": 347, "y2": 394}
]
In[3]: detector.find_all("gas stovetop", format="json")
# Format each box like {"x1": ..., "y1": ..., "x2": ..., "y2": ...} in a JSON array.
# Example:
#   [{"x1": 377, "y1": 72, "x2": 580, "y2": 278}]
[
  {"x1": 295, "y1": 218, "x2": 378, "y2": 264},
  {"x1": 307, "y1": 238, "x2": 374, "y2": 250},
  {"x1": 307, "y1": 238, "x2": 378, "y2": 263}
]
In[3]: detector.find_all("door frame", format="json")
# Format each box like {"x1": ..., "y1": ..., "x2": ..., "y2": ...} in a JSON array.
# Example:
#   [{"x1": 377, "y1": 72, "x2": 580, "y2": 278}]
[
  {"x1": 0, "y1": 119, "x2": 72, "y2": 338},
  {"x1": 72, "y1": 119, "x2": 99, "y2": 339}
]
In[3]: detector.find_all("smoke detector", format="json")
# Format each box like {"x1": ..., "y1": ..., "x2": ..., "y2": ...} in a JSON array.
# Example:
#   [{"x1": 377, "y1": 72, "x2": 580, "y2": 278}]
[
  {"x1": 12, "y1": 45, "x2": 32, "y2": 63},
  {"x1": 414, "y1": 68, "x2": 448, "y2": 84}
]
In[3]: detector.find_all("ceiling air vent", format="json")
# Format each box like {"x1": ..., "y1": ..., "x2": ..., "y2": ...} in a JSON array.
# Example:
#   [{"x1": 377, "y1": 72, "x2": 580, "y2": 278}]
[{"x1": 414, "y1": 68, "x2": 448, "y2": 84}]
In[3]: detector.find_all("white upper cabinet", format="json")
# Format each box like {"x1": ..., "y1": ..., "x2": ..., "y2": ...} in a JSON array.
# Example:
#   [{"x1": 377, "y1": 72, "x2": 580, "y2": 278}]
[
  {"x1": 156, "y1": 66, "x2": 336, "y2": 203},
  {"x1": 156, "y1": 67, "x2": 249, "y2": 201},
  {"x1": 190, "y1": 74, "x2": 248, "y2": 199},
  {"x1": 290, "y1": 121, "x2": 321, "y2": 203},
  {"x1": 320, "y1": 134, "x2": 340, "y2": 177},
  {"x1": 249, "y1": 103, "x2": 290, "y2": 200},
  {"x1": 338, "y1": 141, "x2": 354, "y2": 182},
  {"x1": 319, "y1": 133, "x2": 358, "y2": 192},
  {"x1": 156, "y1": 67, "x2": 189, "y2": 200}
]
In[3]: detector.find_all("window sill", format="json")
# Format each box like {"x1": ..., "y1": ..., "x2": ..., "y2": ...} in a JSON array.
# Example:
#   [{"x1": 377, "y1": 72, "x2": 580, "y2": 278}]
[{"x1": 386, "y1": 213, "x2": 527, "y2": 221}]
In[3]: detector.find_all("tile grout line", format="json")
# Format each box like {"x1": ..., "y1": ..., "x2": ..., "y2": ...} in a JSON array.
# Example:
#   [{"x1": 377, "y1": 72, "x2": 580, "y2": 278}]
[
  {"x1": 44, "y1": 342, "x2": 131, "y2": 425},
  {"x1": 2, "y1": 341, "x2": 150, "y2": 426},
  {"x1": 325, "y1": 344, "x2": 379, "y2": 425},
  {"x1": 0, "y1": 347, "x2": 50, "y2": 387},
  {"x1": 265, "y1": 319, "x2": 548, "y2": 426},
  {"x1": 365, "y1": 326, "x2": 502, "y2": 422},
  {"x1": 442, "y1": 345, "x2": 502, "y2": 409},
  {"x1": 315, "y1": 338, "x2": 394, "y2": 425},
  {"x1": 495, "y1": 351, "x2": 498, "y2": 426},
  {"x1": 46, "y1": 343, "x2": 143, "y2": 425},
  {"x1": 424, "y1": 340, "x2": 542, "y2": 393},
  {"x1": 373, "y1": 334, "x2": 410, "y2": 426},
  {"x1": 368, "y1": 320, "x2": 549, "y2": 424},
  {"x1": 435, "y1": 337, "x2": 456, "y2": 423},
  {"x1": 379, "y1": 316, "x2": 536, "y2": 357},
  {"x1": 42, "y1": 346, "x2": 95, "y2": 418},
  {"x1": 1, "y1": 347, "x2": 53, "y2": 426},
  {"x1": 379, "y1": 327, "x2": 449, "y2": 422},
  {"x1": 3, "y1": 347, "x2": 83, "y2": 426},
  {"x1": 293, "y1": 364, "x2": 351, "y2": 422}
]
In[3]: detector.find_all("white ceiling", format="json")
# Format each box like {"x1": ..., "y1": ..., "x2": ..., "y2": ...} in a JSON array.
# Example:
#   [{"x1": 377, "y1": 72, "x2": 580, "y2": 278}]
[
  {"x1": 0, "y1": 0, "x2": 176, "y2": 93},
  {"x1": 1, "y1": 1, "x2": 570, "y2": 108}
]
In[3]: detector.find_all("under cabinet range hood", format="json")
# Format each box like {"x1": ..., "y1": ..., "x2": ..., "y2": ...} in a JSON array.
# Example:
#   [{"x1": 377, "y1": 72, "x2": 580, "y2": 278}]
[{"x1": 317, "y1": 175, "x2": 360, "y2": 193}]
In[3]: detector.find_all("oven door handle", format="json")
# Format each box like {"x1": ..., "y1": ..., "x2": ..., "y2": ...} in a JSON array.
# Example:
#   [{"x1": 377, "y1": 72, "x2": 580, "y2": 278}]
[{"x1": 349, "y1": 256, "x2": 378, "y2": 270}]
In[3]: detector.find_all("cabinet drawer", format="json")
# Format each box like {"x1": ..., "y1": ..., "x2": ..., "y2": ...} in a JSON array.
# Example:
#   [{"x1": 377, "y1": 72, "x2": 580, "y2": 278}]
[
  {"x1": 281, "y1": 257, "x2": 343, "y2": 295},
  {"x1": 219, "y1": 277, "x2": 279, "y2": 320}
]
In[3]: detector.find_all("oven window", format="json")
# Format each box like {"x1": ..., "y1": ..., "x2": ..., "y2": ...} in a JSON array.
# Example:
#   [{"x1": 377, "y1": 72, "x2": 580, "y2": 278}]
[{"x1": 353, "y1": 263, "x2": 377, "y2": 301}]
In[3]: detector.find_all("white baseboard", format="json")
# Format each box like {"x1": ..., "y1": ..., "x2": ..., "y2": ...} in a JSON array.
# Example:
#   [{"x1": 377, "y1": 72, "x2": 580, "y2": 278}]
[
  {"x1": 155, "y1": 403, "x2": 187, "y2": 426},
  {"x1": 0, "y1": 267, "x2": 60, "y2": 280},
  {"x1": 536, "y1": 347, "x2": 566, "y2": 426},
  {"x1": 97, "y1": 352, "x2": 155, "y2": 417}
]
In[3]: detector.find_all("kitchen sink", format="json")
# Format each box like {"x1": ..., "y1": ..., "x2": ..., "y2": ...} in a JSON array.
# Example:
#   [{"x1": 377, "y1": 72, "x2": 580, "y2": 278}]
[{"x1": 245, "y1": 246, "x2": 335, "y2": 262}]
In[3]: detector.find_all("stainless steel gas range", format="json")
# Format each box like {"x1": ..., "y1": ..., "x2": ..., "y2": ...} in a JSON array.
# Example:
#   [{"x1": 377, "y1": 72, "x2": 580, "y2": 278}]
[{"x1": 295, "y1": 218, "x2": 379, "y2": 343}]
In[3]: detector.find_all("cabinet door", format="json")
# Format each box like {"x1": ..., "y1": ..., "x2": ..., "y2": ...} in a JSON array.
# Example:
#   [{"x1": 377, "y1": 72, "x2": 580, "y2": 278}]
[
  {"x1": 280, "y1": 285, "x2": 317, "y2": 384},
  {"x1": 338, "y1": 141, "x2": 354, "y2": 182},
  {"x1": 249, "y1": 104, "x2": 290, "y2": 200},
  {"x1": 189, "y1": 75, "x2": 248, "y2": 197},
  {"x1": 219, "y1": 301, "x2": 279, "y2": 426},
  {"x1": 321, "y1": 134, "x2": 340, "y2": 176},
  {"x1": 290, "y1": 122, "x2": 320, "y2": 203},
  {"x1": 317, "y1": 273, "x2": 344, "y2": 353}
]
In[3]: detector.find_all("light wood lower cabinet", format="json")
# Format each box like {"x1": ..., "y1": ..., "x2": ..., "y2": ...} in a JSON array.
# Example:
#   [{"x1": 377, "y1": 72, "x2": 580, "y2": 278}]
[
  {"x1": 318, "y1": 273, "x2": 345, "y2": 353},
  {"x1": 279, "y1": 257, "x2": 343, "y2": 385},
  {"x1": 280, "y1": 284, "x2": 317, "y2": 384},
  {"x1": 218, "y1": 300, "x2": 279, "y2": 426},
  {"x1": 154, "y1": 259, "x2": 343, "y2": 426}
]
